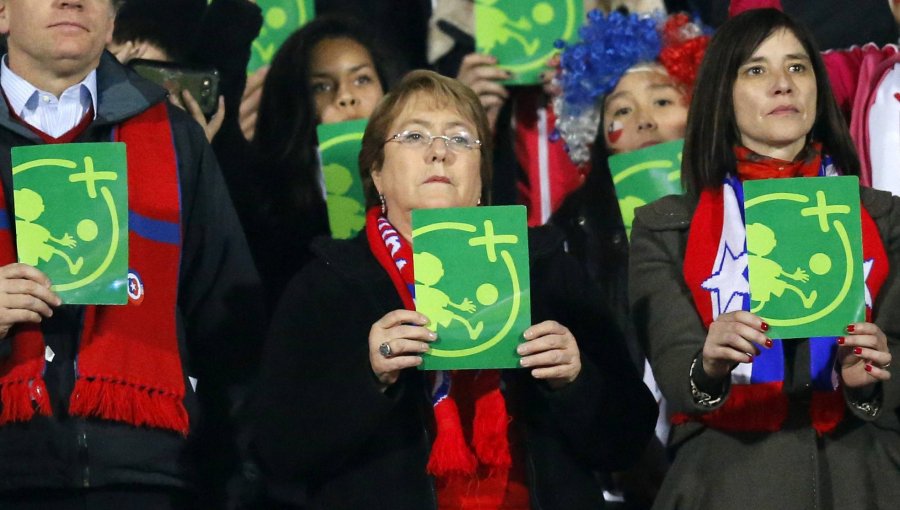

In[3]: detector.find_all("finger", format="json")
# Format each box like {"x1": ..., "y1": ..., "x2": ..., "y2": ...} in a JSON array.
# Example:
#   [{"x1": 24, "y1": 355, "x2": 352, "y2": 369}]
[
  {"x1": 838, "y1": 334, "x2": 883, "y2": 350},
  {"x1": 545, "y1": 53, "x2": 561, "y2": 68},
  {"x1": 0, "y1": 309, "x2": 44, "y2": 325},
  {"x1": 459, "y1": 53, "x2": 499, "y2": 70},
  {"x1": 374, "y1": 309, "x2": 429, "y2": 329},
  {"x1": 520, "y1": 348, "x2": 573, "y2": 369},
  {"x1": 379, "y1": 338, "x2": 432, "y2": 357},
  {"x1": 719, "y1": 331, "x2": 762, "y2": 358},
  {"x1": 851, "y1": 346, "x2": 891, "y2": 366},
  {"x1": 707, "y1": 344, "x2": 756, "y2": 364},
  {"x1": 846, "y1": 322, "x2": 885, "y2": 338},
  {"x1": 523, "y1": 320, "x2": 567, "y2": 341},
  {"x1": 374, "y1": 354, "x2": 424, "y2": 374},
  {"x1": 517, "y1": 333, "x2": 568, "y2": 356},
  {"x1": 244, "y1": 66, "x2": 269, "y2": 95},
  {"x1": 180, "y1": 90, "x2": 206, "y2": 124},
  {"x1": 0, "y1": 263, "x2": 53, "y2": 288},
  {"x1": 733, "y1": 322, "x2": 771, "y2": 349},
  {"x1": 863, "y1": 363, "x2": 892, "y2": 381},
  {"x1": 205, "y1": 97, "x2": 226, "y2": 140},
  {"x1": 240, "y1": 115, "x2": 257, "y2": 141},
  {"x1": 2, "y1": 293, "x2": 55, "y2": 318},
  {"x1": 389, "y1": 324, "x2": 438, "y2": 343},
  {"x1": 718, "y1": 311, "x2": 769, "y2": 334},
  {"x1": 479, "y1": 94, "x2": 506, "y2": 111},
  {"x1": 469, "y1": 80, "x2": 509, "y2": 99},
  {"x1": 468, "y1": 64, "x2": 512, "y2": 82},
  {"x1": 529, "y1": 364, "x2": 577, "y2": 381},
  {"x1": 169, "y1": 92, "x2": 185, "y2": 111}
]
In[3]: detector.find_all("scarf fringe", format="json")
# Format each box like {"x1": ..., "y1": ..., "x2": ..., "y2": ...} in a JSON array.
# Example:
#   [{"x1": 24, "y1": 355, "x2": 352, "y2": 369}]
[
  {"x1": 472, "y1": 387, "x2": 512, "y2": 468},
  {"x1": 810, "y1": 390, "x2": 846, "y2": 436},
  {"x1": 428, "y1": 397, "x2": 477, "y2": 477},
  {"x1": 0, "y1": 378, "x2": 51, "y2": 424},
  {"x1": 69, "y1": 378, "x2": 189, "y2": 436}
]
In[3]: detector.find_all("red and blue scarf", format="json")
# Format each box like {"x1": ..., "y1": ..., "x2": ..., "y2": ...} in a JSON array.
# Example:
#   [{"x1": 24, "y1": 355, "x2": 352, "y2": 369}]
[
  {"x1": 0, "y1": 102, "x2": 187, "y2": 434},
  {"x1": 365, "y1": 207, "x2": 528, "y2": 509},
  {"x1": 677, "y1": 146, "x2": 889, "y2": 434}
]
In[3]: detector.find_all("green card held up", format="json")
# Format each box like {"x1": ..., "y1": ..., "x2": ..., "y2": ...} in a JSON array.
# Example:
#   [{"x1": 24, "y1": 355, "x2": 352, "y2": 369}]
[
  {"x1": 12, "y1": 143, "x2": 129, "y2": 304},
  {"x1": 248, "y1": 0, "x2": 315, "y2": 72},
  {"x1": 608, "y1": 139, "x2": 683, "y2": 239},
  {"x1": 412, "y1": 206, "x2": 531, "y2": 370},
  {"x1": 743, "y1": 176, "x2": 864, "y2": 339},
  {"x1": 317, "y1": 119, "x2": 367, "y2": 239},
  {"x1": 475, "y1": 0, "x2": 584, "y2": 85}
]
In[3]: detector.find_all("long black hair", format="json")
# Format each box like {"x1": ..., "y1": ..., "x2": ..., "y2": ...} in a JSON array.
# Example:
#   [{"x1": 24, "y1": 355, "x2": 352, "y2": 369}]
[
  {"x1": 252, "y1": 15, "x2": 394, "y2": 213},
  {"x1": 682, "y1": 9, "x2": 858, "y2": 200}
]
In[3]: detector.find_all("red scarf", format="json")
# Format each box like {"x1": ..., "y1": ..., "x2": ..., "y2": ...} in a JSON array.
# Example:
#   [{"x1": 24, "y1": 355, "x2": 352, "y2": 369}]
[
  {"x1": 676, "y1": 145, "x2": 889, "y2": 434},
  {"x1": 365, "y1": 208, "x2": 528, "y2": 509},
  {"x1": 0, "y1": 102, "x2": 187, "y2": 434}
]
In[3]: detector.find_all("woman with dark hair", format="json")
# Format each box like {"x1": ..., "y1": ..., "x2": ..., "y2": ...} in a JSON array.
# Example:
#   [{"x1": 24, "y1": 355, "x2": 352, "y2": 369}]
[
  {"x1": 630, "y1": 9, "x2": 900, "y2": 510},
  {"x1": 246, "y1": 15, "x2": 395, "y2": 306},
  {"x1": 251, "y1": 70, "x2": 656, "y2": 509}
]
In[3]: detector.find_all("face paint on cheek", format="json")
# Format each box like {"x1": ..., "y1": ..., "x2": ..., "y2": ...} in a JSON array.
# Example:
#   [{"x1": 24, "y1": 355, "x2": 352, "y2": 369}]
[{"x1": 607, "y1": 120, "x2": 624, "y2": 144}]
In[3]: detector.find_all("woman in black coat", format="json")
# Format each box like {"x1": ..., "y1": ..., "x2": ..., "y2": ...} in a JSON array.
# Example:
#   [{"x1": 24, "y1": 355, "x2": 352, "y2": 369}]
[{"x1": 250, "y1": 70, "x2": 657, "y2": 509}]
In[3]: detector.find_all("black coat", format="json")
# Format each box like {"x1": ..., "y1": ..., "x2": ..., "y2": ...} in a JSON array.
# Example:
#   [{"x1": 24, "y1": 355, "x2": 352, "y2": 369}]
[{"x1": 251, "y1": 226, "x2": 657, "y2": 509}]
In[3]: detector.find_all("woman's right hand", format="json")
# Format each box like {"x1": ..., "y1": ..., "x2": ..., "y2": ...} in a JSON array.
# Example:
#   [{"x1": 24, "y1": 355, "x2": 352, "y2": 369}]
[
  {"x1": 369, "y1": 309, "x2": 436, "y2": 387},
  {"x1": 0, "y1": 263, "x2": 62, "y2": 340},
  {"x1": 701, "y1": 311, "x2": 772, "y2": 380}
]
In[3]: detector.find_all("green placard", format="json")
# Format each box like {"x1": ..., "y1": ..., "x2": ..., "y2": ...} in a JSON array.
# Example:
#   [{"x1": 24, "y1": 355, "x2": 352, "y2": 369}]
[
  {"x1": 412, "y1": 206, "x2": 531, "y2": 370},
  {"x1": 743, "y1": 176, "x2": 865, "y2": 339},
  {"x1": 475, "y1": 0, "x2": 583, "y2": 85},
  {"x1": 248, "y1": 0, "x2": 315, "y2": 73},
  {"x1": 317, "y1": 119, "x2": 367, "y2": 240},
  {"x1": 12, "y1": 143, "x2": 129, "y2": 304},
  {"x1": 608, "y1": 139, "x2": 683, "y2": 239}
]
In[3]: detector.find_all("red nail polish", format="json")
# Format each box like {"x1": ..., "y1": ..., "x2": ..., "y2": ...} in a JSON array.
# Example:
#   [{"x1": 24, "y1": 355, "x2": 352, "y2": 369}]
[
  {"x1": 747, "y1": 355, "x2": 754, "y2": 363},
  {"x1": 765, "y1": 339, "x2": 773, "y2": 348},
  {"x1": 837, "y1": 337, "x2": 845, "y2": 345},
  {"x1": 760, "y1": 321, "x2": 769, "y2": 332},
  {"x1": 865, "y1": 364, "x2": 873, "y2": 372},
  {"x1": 854, "y1": 347, "x2": 863, "y2": 355},
  {"x1": 846, "y1": 324, "x2": 856, "y2": 333}
]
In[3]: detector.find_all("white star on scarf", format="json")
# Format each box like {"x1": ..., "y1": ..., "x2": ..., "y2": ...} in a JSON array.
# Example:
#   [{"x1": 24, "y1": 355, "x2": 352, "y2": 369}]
[
  {"x1": 702, "y1": 243, "x2": 750, "y2": 317},
  {"x1": 864, "y1": 258, "x2": 874, "y2": 308}
]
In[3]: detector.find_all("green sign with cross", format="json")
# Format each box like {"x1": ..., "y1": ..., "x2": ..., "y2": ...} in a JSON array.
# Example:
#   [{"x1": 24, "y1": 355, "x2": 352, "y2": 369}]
[
  {"x1": 475, "y1": 0, "x2": 584, "y2": 85},
  {"x1": 743, "y1": 176, "x2": 865, "y2": 339},
  {"x1": 412, "y1": 205, "x2": 531, "y2": 370},
  {"x1": 317, "y1": 119, "x2": 367, "y2": 240},
  {"x1": 608, "y1": 139, "x2": 683, "y2": 240},
  {"x1": 248, "y1": 0, "x2": 315, "y2": 73},
  {"x1": 12, "y1": 143, "x2": 129, "y2": 304}
]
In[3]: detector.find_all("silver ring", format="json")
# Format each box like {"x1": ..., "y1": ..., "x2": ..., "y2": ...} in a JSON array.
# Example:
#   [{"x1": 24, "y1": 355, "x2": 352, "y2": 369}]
[
  {"x1": 379, "y1": 342, "x2": 393, "y2": 358},
  {"x1": 882, "y1": 361, "x2": 891, "y2": 369}
]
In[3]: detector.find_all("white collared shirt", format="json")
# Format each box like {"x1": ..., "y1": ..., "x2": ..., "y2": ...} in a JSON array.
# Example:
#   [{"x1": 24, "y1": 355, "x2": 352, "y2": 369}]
[{"x1": 0, "y1": 55, "x2": 98, "y2": 138}]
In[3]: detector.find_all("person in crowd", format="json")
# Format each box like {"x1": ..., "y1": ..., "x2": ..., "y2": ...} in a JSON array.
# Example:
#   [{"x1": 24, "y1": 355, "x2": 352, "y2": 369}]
[
  {"x1": 549, "y1": 10, "x2": 709, "y2": 508},
  {"x1": 250, "y1": 69, "x2": 657, "y2": 509},
  {"x1": 0, "y1": 0, "x2": 262, "y2": 509},
  {"x1": 107, "y1": 0, "x2": 263, "y2": 147},
  {"x1": 246, "y1": 15, "x2": 394, "y2": 306},
  {"x1": 630, "y1": 9, "x2": 900, "y2": 509}
]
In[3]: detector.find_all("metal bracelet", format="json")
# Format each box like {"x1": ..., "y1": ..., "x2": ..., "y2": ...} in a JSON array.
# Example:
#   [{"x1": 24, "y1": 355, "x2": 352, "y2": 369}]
[
  {"x1": 847, "y1": 395, "x2": 881, "y2": 418},
  {"x1": 690, "y1": 357, "x2": 724, "y2": 408}
]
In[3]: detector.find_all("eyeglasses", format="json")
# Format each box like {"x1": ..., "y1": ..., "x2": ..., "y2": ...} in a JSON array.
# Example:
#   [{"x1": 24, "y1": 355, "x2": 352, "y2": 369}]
[{"x1": 385, "y1": 130, "x2": 482, "y2": 152}]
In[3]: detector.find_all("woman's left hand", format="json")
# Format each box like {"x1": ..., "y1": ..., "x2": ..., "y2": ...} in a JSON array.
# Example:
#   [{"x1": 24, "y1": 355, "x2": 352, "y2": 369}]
[
  {"x1": 170, "y1": 90, "x2": 225, "y2": 143},
  {"x1": 518, "y1": 320, "x2": 581, "y2": 389},
  {"x1": 839, "y1": 322, "x2": 892, "y2": 388}
]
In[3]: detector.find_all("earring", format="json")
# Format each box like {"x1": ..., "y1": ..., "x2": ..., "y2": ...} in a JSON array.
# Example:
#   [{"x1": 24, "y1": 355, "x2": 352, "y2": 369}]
[{"x1": 379, "y1": 194, "x2": 386, "y2": 215}]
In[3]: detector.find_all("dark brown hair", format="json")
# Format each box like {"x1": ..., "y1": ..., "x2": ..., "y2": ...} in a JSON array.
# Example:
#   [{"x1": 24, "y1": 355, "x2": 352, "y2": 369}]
[
  {"x1": 358, "y1": 69, "x2": 493, "y2": 208},
  {"x1": 682, "y1": 9, "x2": 858, "y2": 200}
]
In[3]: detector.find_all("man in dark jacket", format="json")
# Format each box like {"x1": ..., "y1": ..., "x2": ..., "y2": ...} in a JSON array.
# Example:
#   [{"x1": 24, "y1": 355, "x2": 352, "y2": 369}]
[{"x1": 0, "y1": 0, "x2": 262, "y2": 508}]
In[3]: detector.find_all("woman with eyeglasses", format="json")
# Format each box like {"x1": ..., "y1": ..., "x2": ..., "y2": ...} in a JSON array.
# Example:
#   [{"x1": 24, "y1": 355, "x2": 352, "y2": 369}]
[{"x1": 250, "y1": 70, "x2": 657, "y2": 510}]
